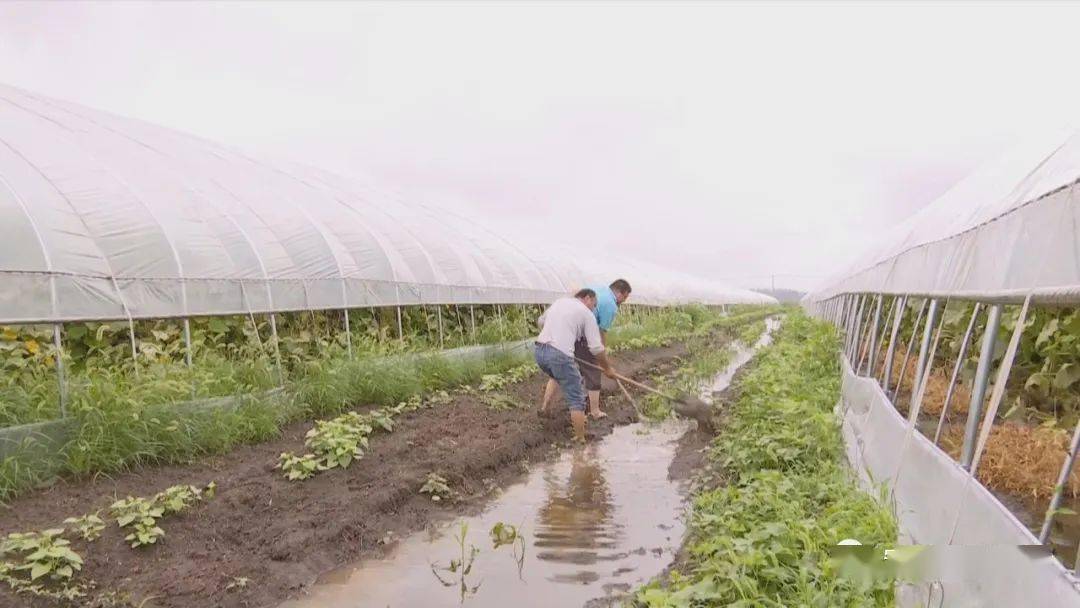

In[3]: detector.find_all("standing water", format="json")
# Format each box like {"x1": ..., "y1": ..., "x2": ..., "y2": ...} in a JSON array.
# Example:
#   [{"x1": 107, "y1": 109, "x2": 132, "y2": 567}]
[{"x1": 280, "y1": 317, "x2": 780, "y2": 608}]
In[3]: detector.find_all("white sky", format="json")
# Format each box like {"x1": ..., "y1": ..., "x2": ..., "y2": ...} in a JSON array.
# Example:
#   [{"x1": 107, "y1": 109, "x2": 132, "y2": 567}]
[{"x1": 3, "y1": 1, "x2": 1080, "y2": 293}]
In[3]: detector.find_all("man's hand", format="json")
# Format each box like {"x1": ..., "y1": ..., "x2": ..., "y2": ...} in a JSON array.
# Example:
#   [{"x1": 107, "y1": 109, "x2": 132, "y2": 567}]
[{"x1": 595, "y1": 351, "x2": 617, "y2": 379}]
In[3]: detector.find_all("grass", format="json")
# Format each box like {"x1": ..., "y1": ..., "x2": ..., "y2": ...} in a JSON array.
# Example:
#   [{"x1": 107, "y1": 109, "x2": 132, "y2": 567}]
[
  {"x1": 637, "y1": 312, "x2": 897, "y2": 607},
  {"x1": 0, "y1": 305, "x2": 747, "y2": 503},
  {"x1": 0, "y1": 346, "x2": 530, "y2": 503}
]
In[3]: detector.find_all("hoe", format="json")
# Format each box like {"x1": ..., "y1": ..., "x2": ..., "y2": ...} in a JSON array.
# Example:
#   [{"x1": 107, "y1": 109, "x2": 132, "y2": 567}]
[{"x1": 574, "y1": 357, "x2": 714, "y2": 432}]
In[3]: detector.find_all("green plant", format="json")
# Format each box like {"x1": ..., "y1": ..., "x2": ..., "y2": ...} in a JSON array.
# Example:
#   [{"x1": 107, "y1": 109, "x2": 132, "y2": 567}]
[
  {"x1": 62, "y1": 513, "x2": 105, "y2": 542},
  {"x1": 479, "y1": 393, "x2": 521, "y2": 411},
  {"x1": 636, "y1": 313, "x2": 897, "y2": 607},
  {"x1": 154, "y1": 484, "x2": 205, "y2": 515},
  {"x1": 0, "y1": 561, "x2": 86, "y2": 602},
  {"x1": 305, "y1": 419, "x2": 369, "y2": 470},
  {"x1": 368, "y1": 408, "x2": 395, "y2": 432},
  {"x1": 109, "y1": 496, "x2": 166, "y2": 548},
  {"x1": 489, "y1": 521, "x2": 525, "y2": 551},
  {"x1": 420, "y1": 472, "x2": 452, "y2": 501},
  {"x1": 478, "y1": 373, "x2": 509, "y2": 392},
  {"x1": 0, "y1": 528, "x2": 83, "y2": 581},
  {"x1": 738, "y1": 319, "x2": 766, "y2": 345},
  {"x1": 107, "y1": 482, "x2": 213, "y2": 548},
  {"x1": 431, "y1": 521, "x2": 481, "y2": 601},
  {"x1": 277, "y1": 452, "x2": 320, "y2": 481},
  {"x1": 490, "y1": 521, "x2": 526, "y2": 576}
]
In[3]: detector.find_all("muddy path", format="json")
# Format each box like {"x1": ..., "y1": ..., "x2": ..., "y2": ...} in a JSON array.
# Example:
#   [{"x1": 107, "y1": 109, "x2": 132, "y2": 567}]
[
  {"x1": 581, "y1": 322, "x2": 778, "y2": 608},
  {"x1": 0, "y1": 341, "x2": 694, "y2": 608}
]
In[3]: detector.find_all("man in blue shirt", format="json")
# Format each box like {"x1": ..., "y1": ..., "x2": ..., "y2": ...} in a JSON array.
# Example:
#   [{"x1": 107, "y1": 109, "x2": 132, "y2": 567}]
[{"x1": 541, "y1": 278, "x2": 632, "y2": 419}]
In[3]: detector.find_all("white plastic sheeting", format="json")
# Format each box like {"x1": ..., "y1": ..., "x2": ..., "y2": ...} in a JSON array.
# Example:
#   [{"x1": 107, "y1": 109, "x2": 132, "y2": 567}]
[
  {"x1": 838, "y1": 357, "x2": 1080, "y2": 607},
  {"x1": 807, "y1": 129, "x2": 1080, "y2": 305},
  {"x1": 0, "y1": 84, "x2": 774, "y2": 323}
]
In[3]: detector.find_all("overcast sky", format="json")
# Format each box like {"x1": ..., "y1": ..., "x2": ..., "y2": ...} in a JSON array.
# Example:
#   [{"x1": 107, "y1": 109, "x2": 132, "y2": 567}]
[{"x1": 3, "y1": 1, "x2": 1080, "y2": 293}]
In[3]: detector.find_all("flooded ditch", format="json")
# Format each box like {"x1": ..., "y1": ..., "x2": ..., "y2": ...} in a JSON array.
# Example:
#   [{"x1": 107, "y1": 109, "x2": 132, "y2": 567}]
[{"x1": 280, "y1": 318, "x2": 779, "y2": 608}]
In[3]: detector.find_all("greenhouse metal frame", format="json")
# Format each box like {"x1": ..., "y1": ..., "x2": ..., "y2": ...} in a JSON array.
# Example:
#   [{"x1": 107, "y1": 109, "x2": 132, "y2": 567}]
[{"x1": 805, "y1": 129, "x2": 1080, "y2": 605}]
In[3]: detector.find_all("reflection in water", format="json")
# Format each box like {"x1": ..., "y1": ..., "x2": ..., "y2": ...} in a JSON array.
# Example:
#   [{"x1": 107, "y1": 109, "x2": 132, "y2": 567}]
[
  {"x1": 535, "y1": 446, "x2": 616, "y2": 582},
  {"x1": 430, "y1": 521, "x2": 482, "y2": 603}
]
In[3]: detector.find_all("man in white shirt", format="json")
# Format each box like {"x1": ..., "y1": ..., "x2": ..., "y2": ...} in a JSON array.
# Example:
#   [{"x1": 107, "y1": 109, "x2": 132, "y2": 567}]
[{"x1": 534, "y1": 288, "x2": 618, "y2": 442}]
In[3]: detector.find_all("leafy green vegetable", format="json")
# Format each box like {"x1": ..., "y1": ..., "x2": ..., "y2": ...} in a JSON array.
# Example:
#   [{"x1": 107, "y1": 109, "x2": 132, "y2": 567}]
[{"x1": 638, "y1": 312, "x2": 897, "y2": 607}]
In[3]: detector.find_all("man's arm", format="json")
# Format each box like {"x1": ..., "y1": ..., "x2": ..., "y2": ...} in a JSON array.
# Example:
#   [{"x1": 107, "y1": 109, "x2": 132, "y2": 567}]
[
  {"x1": 594, "y1": 350, "x2": 617, "y2": 378},
  {"x1": 583, "y1": 313, "x2": 617, "y2": 377}
]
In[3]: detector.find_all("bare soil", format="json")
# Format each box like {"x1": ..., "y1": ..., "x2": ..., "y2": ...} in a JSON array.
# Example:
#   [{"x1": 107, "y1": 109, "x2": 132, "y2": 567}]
[{"x1": 0, "y1": 342, "x2": 691, "y2": 608}]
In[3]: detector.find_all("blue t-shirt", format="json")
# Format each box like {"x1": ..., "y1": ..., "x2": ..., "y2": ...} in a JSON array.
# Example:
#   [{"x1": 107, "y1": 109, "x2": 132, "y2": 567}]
[{"x1": 590, "y1": 285, "x2": 619, "y2": 331}]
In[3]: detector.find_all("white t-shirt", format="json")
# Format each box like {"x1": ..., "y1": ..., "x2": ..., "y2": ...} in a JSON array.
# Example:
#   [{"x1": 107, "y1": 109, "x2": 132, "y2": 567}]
[{"x1": 536, "y1": 297, "x2": 605, "y2": 357}]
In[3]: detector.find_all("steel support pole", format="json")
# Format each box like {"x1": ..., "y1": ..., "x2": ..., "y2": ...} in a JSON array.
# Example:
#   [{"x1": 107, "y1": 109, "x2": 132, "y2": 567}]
[
  {"x1": 859, "y1": 295, "x2": 883, "y2": 375},
  {"x1": 453, "y1": 305, "x2": 464, "y2": 345},
  {"x1": 841, "y1": 295, "x2": 854, "y2": 356},
  {"x1": 343, "y1": 309, "x2": 354, "y2": 358},
  {"x1": 437, "y1": 305, "x2": 444, "y2": 349},
  {"x1": 848, "y1": 295, "x2": 867, "y2": 363},
  {"x1": 239, "y1": 281, "x2": 267, "y2": 358},
  {"x1": 53, "y1": 323, "x2": 67, "y2": 418},
  {"x1": 881, "y1": 296, "x2": 905, "y2": 387},
  {"x1": 268, "y1": 312, "x2": 284, "y2": 386},
  {"x1": 961, "y1": 303, "x2": 1002, "y2": 469},
  {"x1": 934, "y1": 303, "x2": 982, "y2": 446},
  {"x1": 127, "y1": 317, "x2": 140, "y2": 379},
  {"x1": 396, "y1": 305, "x2": 404, "y2": 343},
  {"x1": 910, "y1": 299, "x2": 942, "y2": 412},
  {"x1": 856, "y1": 300, "x2": 875, "y2": 373},
  {"x1": 183, "y1": 317, "x2": 194, "y2": 368},
  {"x1": 892, "y1": 299, "x2": 927, "y2": 401},
  {"x1": 469, "y1": 305, "x2": 477, "y2": 341},
  {"x1": 1039, "y1": 418, "x2": 1080, "y2": 544},
  {"x1": 848, "y1": 295, "x2": 865, "y2": 360},
  {"x1": 868, "y1": 296, "x2": 893, "y2": 378}
]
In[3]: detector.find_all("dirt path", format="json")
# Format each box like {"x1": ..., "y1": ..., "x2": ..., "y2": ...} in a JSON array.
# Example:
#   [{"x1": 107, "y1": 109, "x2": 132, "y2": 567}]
[{"x1": 0, "y1": 342, "x2": 692, "y2": 608}]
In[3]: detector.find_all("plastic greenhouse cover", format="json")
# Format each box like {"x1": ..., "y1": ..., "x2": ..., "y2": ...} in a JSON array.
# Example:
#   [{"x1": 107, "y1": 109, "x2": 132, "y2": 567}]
[
  {"x1": 0, "y1": 84, "x2": 774, "y2": 324},
  {"x1": 838, "y1": 358, "x2": 1080, "y2": 606},
  {"x1": 807, "y1": 128, "x2": 1080, "y2": 305}
]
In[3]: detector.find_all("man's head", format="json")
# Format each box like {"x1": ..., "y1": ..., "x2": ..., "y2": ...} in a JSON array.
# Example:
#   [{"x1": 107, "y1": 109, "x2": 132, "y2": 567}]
[
  {"x1": 574, "y1": 288, "x2": 598, "y2": 310},
  {"x1": 609, "y1": 279, "x2": 632, "y2": 305}
]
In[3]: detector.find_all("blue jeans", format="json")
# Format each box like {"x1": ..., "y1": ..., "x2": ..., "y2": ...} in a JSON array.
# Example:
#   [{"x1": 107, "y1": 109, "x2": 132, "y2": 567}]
[{"x1": 534, "y1": 342, "x2": 586, "y2": 412}]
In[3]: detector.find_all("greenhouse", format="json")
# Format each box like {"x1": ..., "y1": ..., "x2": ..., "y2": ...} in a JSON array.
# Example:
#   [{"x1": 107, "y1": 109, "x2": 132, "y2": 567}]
[{"x1": 804, "y1": 128, "x2": 1080, "y2": 606}]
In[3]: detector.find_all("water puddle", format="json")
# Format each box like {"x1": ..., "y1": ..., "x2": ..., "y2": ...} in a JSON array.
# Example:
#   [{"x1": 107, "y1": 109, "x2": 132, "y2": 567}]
[
  {"x1": 280, "y1": 316, "x2": 780, "y2": 608},
  {"x1": 702, "y1": 316, "x2": 779, "y2": 398}
]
